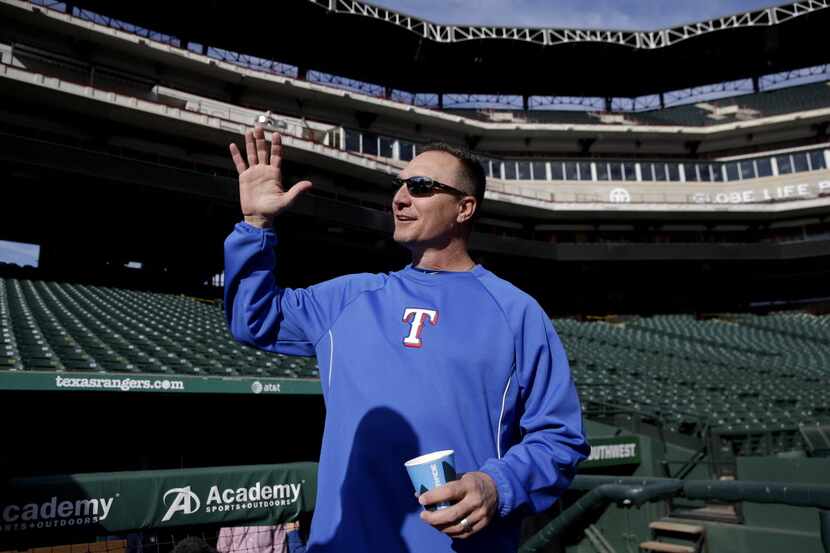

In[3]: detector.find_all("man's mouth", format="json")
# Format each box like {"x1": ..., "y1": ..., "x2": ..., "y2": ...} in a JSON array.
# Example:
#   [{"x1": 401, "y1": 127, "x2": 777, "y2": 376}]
[{"x1": 395, "y1": 215, "x2": 417, "y2": 222}]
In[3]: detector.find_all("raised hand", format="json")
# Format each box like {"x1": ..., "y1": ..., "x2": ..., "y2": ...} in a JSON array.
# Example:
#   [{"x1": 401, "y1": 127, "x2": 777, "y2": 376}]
[{"x1": 229, "y1": 127, "x2": 312, "y2": 228}]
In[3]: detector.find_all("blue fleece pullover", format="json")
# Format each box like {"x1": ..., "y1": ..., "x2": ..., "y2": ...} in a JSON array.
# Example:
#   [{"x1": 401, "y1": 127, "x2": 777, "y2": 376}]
[{"x1": 224, "y1": 222, "x2": 589, "y2": 552}]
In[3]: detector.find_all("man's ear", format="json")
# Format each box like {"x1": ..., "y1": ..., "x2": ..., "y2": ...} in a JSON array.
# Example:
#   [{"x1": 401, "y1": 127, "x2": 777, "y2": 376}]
[{"x1": 457, "y1": 196, "x2": 477, "y2": 224}]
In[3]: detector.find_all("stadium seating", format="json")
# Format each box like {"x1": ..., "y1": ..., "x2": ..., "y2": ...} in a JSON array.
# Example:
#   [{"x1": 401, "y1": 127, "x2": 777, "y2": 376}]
[
  {"x1": 634, "y1": 105, "x2": 714, "y2": 127},
  {"x1": 0, "y1": 277, "x2": 319, "y2": 379},
  {"x1": 445, "y1": 109, "x2": 602, "y2": 125},
  {"x1": 556, "y1": 314, "x2": 830, "y2": 438},
  {"x1": 447, "y1": 86, "x2": 830, "y2": 127},
  {"x1": 712, "y1": 82, "x2": 830, "y2": 119},
  {"x1": 2, "y1": 277, "x2": 827, "y2": 442},
  {"x1": 633, "y1": 82, "x2": 830, "y2": 127}
]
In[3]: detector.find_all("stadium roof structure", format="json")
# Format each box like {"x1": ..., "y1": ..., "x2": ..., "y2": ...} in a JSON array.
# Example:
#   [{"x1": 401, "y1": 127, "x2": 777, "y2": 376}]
[{"x1": 59, "y1": 0, "x2": 830, "y2": 99}]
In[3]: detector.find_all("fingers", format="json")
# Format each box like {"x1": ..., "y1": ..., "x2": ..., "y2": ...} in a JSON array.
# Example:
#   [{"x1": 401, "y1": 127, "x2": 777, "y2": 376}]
[
  {"x1": 242, "y1": 129, "x2": 282, "y2": 169},
  {"x1": 422, "y1": 500, "x2": 487, "y2": 539},
  {"x1": 244, "y1": 130, "x2": 257, "y2": 167},
  {"x1": 419, "y1": 480, "x2": 465, "y2": 509},
  {"x1": 254, "y1": 126, "x2": 268, "y2": 165},
  {"x1": 420, "y1": 489, "x2": 473, "y2": 527},
  {"x1": 229, "y1": 143, "x2": 246, "y2": 175},
  {"x1": 284, "y1": 180, "x2": 313, "y2": 204},
  {"x1": 445, "y1": 511, "x2": 488, "y2": 539},
  {"x1": 419, "y1": 473, "x2": 498, "y2": 540}
]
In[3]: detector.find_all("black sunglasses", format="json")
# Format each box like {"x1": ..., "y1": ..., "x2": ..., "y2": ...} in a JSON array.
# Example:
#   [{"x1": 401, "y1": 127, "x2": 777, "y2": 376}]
[{"x1": 393, "y1": 176, "x2": 468, "y2": 198}]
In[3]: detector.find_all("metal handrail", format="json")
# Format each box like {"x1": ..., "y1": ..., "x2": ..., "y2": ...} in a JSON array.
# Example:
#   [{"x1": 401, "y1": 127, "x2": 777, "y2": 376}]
[
  {"x1": 519, "y1": 476, "x2": 830, "y2": 553},
  {"x1": 520, "y1": 479, "x2": 683, "y2": 553}
]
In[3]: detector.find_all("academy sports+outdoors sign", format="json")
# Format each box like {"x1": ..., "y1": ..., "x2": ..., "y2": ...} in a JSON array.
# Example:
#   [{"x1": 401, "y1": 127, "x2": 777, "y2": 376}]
[{"x1": 0, "y1": 463, "x2": 317, "y2": 546}]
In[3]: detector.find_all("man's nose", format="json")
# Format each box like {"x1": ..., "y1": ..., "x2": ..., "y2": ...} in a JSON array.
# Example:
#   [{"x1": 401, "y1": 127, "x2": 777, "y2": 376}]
[{"x1": 393, "y1": 183, "x2": 411, "y2": 208}]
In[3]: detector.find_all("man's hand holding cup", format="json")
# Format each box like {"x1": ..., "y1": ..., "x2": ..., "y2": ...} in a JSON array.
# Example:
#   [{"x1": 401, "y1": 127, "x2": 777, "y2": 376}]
[{"x1": 405, "y1": 450, "x2": 499, "y2": 540}]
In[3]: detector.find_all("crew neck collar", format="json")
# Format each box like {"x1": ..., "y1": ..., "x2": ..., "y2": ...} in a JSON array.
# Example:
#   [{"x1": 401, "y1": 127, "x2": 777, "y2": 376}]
[{"x1": 402, "y1": 263, "x2": 485, "y2": 283}]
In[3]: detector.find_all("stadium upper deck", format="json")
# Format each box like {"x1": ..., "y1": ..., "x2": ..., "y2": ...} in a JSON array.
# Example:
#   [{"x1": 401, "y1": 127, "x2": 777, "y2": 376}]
[
  {"x1": 2, "y1": 0, "x2": 829, "y2": 143},
  {"x1": 1, "y1": 0, "x2": 829, "y2": 161},
  {"x1": 1, "y1": 0, "x2": 829, "y2": 277},
  {"x1": 4, "y1": 54, "x2": 830, "y2": 224},
  {"x1": 26, "y1": 0, "x2": 830, "y2": 100},
  {"x1": 446, "y1": 81, "x2": 830, "y2": 127}
]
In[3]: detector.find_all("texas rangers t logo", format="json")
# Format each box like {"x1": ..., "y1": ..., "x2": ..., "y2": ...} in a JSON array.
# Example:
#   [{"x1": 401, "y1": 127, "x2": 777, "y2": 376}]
[{"x1": 402, "y1": 308, "x2": 439, "y2": 348}]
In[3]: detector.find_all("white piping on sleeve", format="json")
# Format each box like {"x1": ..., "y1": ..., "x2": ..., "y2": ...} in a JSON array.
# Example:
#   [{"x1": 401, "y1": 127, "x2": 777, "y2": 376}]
[
  {"x1": 496, "y1": 375, "x2": 512, "y2": 459},
  {"x1": 328, "y1": 329, "x2": 335, "y2": 390}
]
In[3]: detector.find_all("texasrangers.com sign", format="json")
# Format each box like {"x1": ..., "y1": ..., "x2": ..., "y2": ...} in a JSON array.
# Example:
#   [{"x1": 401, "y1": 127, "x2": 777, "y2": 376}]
[{"x1": 0, "y1": 463, "x2": 317, "y2": 546}]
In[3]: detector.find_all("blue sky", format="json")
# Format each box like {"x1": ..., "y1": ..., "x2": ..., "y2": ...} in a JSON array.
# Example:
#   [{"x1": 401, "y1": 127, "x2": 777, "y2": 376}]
[
  {"x1": 0, "y1": 240, "x2": 40, "y2": 268},
  {"x1": 370, "y1": 0, "x2": 784, "y2": 30}
]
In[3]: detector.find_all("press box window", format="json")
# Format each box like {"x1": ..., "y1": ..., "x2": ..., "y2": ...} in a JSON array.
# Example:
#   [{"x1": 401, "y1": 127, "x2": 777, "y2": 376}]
[
  {"x1": 362, "y1": 133, "x2": 379, "y2": 156},
  {"x1": 809, "y1": 150, "x2": 826, "y2": 170},
  {"x1": 399, "y1": 141, "x2": 415, "y2": 161},
  {"x1": 379, "y1": 137, "x2": 394, "y2": 158},
  {"x1": 756, "y1": 158, "x2": 772, "y2": 177},
  {"x1": 565, "y1": 162, "x2": 579, "y2": 181},
  {"x1": 579, "y1": 162, "x2": 593, "y2": 181},
  {"x1": 792, "y1": 152, "x2": 809, "y2": 173},
  {"x1": 683, "y1": 163, "x2": 698, "y2": 182},
  {"x1": 739, "y1": 160, "x2": 755, "y2": 180},
  {"x1": 776, "y1": 155, "x2": 793, "y2": 175},
  {"x1": 344, "y1": 129, "x2": 361, "y2": 152},
  {"x1": 490, "y1": 161, "x2": 503, "y2": 179}
]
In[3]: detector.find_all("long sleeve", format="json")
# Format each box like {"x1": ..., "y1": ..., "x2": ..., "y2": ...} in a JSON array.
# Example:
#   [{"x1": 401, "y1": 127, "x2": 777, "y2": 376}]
[
  {"x1": 223, "y1": 222, "x2": 387, "y2": 356},
  {"x1": 480, "y1": 306, "x2": 590, "y2": 517}
]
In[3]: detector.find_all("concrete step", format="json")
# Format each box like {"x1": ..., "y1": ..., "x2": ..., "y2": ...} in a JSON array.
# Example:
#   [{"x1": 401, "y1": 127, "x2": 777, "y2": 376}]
[
  {"x1": 670, "y1": 503, "x2": 740, "y2": 524},
  {"x1": 649, "y1": 521, "x2": 705, "y2": 535},
  {"x1": 639, "y1": 541, "x2": 696, "y2": 553}
]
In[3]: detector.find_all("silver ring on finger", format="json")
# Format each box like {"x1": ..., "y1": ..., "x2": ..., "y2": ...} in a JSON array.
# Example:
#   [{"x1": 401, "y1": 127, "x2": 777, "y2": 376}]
[{"x1": 459, "y1": 517, "x2": 471, "y2": 532}]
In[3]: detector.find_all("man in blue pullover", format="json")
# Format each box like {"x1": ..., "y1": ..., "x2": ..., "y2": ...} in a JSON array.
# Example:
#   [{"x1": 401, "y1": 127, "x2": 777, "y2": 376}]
[{"x1": 225, "y1": 127, "x2": 589, "y2": 552}]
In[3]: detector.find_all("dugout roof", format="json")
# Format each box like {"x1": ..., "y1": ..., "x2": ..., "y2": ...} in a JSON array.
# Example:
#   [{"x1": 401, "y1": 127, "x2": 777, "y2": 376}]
[{"x1": 61, "y1": 0, "x2": 830, "y2": 98}]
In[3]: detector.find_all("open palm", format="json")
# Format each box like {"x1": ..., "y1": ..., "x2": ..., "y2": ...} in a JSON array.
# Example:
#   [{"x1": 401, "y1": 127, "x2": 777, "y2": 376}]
[{"x1": 229, "y1": 127, "x2": 312, "y2": 227}]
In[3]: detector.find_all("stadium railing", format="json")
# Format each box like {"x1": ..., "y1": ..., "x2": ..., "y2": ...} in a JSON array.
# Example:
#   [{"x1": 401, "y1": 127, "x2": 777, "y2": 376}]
[{"x1": 519, "y1": 476, "x2": 830, "y2": 553}]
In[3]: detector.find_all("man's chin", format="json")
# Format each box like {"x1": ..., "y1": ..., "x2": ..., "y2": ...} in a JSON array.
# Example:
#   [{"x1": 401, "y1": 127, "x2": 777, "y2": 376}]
[{"x1": 392, "y1": 229, "x2": 413, "y2": 245}]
